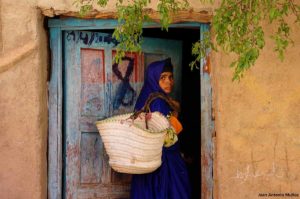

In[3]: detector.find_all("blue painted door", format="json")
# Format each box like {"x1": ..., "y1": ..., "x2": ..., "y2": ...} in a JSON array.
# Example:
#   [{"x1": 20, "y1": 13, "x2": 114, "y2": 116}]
[{"x1": 64, "y1": 30, "x2": 182, "y2": 198}]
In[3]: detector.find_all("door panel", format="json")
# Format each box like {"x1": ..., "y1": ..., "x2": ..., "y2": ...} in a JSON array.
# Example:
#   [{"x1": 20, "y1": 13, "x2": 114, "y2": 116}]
[
  {"x1": 80, "y1": 48, "x2": 106, "y2": 132},
  {"x1": 111, "y1": 51, "x2": 144, "y2": 115},
  {"x1": 80, "y1": 132, "x2": 102, "y2": 184},
  {"x1": 64, "y1": 30, "x2": 182, "y2": 198}
]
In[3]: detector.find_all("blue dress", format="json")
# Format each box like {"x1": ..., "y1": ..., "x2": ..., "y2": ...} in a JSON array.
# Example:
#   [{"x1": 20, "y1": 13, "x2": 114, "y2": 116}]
[{"x1": 130, "y1": 58, "x2": 191, "y2": 199}]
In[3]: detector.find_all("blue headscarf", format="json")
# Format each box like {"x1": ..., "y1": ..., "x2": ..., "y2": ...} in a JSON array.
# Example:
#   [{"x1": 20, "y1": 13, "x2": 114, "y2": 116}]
[{"x1": 134, "y1": 58, "x2": 172, "y2": 116}]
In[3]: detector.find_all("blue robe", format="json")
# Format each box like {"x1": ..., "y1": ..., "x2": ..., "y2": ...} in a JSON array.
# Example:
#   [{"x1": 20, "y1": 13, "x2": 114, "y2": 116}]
[{"x1": 131, "y1": 58, "x2": 191, "y2": 199}]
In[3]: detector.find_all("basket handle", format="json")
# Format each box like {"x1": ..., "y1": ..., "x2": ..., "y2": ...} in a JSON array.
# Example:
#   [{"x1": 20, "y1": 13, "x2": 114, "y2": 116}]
[{"x1": 130, "y1": 92, "x2": 180, "y2": 129}]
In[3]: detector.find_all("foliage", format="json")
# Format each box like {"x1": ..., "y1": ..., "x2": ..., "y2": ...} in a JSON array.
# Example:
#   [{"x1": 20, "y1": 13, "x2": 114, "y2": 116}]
[
  {"x1": 74, "y1": 0, "x2": 187, "y2": 62},
  {"x1": 209, "y1": 0, "x2": 300, "y2": 80},
  {"x1": 189, "y1": 31, "x2": 215, "y2": 71},
  {"x1": 157, "y1": 0, "x2": 189, "y2": 30},
  {"x1": 74, "y1": 0, "x2": 300, "y2": 80},
  {"x1": 112, "y1": 0, "x2": 149, "y2": 62},
  {"x1": 73, "y1": 0, "x2": 109, "y2": 15}
]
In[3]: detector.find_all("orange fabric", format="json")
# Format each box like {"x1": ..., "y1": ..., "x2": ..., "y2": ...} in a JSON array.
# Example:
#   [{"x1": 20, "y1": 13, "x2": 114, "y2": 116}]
[{"x1": 169, "y1": 116, "x2": 183, "y2": 134}]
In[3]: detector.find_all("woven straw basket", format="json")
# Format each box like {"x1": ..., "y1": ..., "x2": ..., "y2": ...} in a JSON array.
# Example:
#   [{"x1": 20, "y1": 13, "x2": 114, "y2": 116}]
[{"x1": 95, "y1": 111, "x2": 170, "y2": 174}]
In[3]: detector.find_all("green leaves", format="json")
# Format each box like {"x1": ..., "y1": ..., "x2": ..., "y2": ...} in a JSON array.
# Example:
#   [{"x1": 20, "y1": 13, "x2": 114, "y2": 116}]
[
  {"x1": 73, "y1": 0, "x2": 93, "y2": 16},
  {"x1": 266, "y1": 2, "x2": 296, "y2": 62},
  {"x1": 113, "y1": 0, "x2": 188, "y2": 62},
  {"x1": 212, "y1": 0, "x2": 263, "y2": 80},
  {"x1": 73, "y1": 0, "x2": 109, "y2": 16},
  {"x1": 190, "y1": 31, "x2": 214, "y2": 70},
  {"x1": 269, "y1": 7, "x2": 280, "y2": 22},
  {"x1": 74, "y1": 0, "x2": 300, "y2": 81},
  {"x1": 157, "y1": 0, "x2": 189, "y2": 30},
  {"x1": 210, "y1": 0, "x2": 299, "y2": 81},
  {"x1": 113, "y1": 0, "x2": 148, "y2": 62},
  {"x1": 74, "y1": 0, "x2": 187, "y2": 63},
  {"x1": 271, "y1": 21, "x2": 291, "y2": 61},
  {"x1": 97, "y1": 0, "x2": 109, "y2": 7}
]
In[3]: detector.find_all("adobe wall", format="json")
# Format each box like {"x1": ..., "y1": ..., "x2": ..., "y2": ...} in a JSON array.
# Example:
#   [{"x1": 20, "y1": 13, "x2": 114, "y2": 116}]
[
  {"x1": 0, "y1": 0, "x2": 48, "y2": 198},
  {"x1": 212, "y1": 19, "x2": 300, "y2": 198}
]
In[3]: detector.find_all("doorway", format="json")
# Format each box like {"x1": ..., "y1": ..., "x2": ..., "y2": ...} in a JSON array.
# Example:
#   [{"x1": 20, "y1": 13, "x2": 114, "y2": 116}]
[
  {"x1": 143, "y1": 28, "x2": 201, "y2": 199},
  {"x1": 62, "y1": 29, "x2": 184, "y2": 198},
  {"x1": 98, "y1": 27, "x2": 201, "y2": 198},
  {"x1": 48, "y1": 19, "x2": 213, "y2": 199}
]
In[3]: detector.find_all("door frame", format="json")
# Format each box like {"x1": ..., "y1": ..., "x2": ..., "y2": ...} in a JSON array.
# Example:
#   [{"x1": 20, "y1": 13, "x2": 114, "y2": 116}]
[{"x1": 48, "y1": 18, "x2": 214, "y2": 199}]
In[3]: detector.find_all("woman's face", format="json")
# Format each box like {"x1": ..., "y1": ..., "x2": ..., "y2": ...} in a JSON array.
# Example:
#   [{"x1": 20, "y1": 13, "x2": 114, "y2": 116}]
[{"x1": 159, "y1": 72, "x2": 174, "y2": 94}]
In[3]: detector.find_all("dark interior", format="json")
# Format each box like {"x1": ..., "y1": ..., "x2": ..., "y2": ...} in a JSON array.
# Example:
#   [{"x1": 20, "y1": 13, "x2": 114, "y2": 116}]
[{"x1": 143, "y1": 27, "x2": 201, "y2": 199}]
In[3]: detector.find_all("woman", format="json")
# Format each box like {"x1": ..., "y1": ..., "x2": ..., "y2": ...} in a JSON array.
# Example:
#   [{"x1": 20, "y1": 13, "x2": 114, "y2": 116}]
[{"x1": 130, "y1": 58, "x2": 191, "y2": 199}]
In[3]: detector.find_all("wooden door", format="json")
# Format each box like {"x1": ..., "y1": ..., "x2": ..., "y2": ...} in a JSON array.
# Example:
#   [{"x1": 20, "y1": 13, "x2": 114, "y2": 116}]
[{"x1": 63, "y1": 30, "x2": 182, "y2": 198}]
